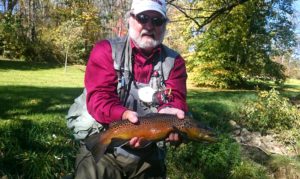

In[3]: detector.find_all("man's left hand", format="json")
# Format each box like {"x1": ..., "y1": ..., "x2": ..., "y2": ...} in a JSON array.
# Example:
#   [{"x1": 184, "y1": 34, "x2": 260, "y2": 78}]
[
  {"x1": 158, "y1": 107, "x2": 185, "y2": 119},
  {"x1": 159, "y1": 107, "x2": 185, "y2": 142}
]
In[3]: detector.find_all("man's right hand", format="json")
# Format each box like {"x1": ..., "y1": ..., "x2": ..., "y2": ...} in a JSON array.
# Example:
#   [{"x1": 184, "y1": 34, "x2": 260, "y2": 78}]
[
  {"x1": 122, "y1": 110, "x2": 142, "y2": 148},
  {"x1": 122, "y1": 110, "x2": 138, "y2": 123}
]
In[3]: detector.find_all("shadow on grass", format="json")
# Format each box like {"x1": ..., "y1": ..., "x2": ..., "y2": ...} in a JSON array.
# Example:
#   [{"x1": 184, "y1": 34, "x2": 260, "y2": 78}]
[
  {"x1": 0, "y1": 86, "x2": 83, "y2": 120},
  {"x1": 0, "y1": 118, "x2": 78, "y2": 178},
  {"x1": 0, "y1": 86, "x2": 83, "y2": 177},
  {"x1": 0, "y1": 59, "x2": 60, "y2": 71},
  {"x1": 187, "y1": 89, "x2": 257, "y2": 132}
]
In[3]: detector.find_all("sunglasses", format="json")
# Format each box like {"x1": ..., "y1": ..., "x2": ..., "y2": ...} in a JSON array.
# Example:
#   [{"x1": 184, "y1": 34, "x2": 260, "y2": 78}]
[{"x1": 131, "y1": 13, "x2": 167, "y2": 27}]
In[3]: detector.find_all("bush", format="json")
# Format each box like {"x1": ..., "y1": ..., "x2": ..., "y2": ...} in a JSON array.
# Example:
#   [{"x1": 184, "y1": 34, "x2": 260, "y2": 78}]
[
  {"x1": 229, "y1": 159, "x2": 268, "y2": 179},
  {"x1": 237, "y1": 88, "x2": 300, "y2": 144},
  {"x1": 166, "y1": 135, "x2": 241, "y2": 179}
]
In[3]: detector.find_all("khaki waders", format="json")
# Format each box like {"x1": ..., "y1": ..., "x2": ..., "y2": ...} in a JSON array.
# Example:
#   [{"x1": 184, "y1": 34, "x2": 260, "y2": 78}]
[{"x1": 74, "y1": 142, "x2": 166, "y2": 179}]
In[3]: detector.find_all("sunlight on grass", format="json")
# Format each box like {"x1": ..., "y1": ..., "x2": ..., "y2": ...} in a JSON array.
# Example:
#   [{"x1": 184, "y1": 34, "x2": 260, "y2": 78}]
[
  {"x1": 284, "y1": 79, "x2": 300, "y2": 91},
  {"x1": 0, "y1": 63, "x2": 84, "y2": 87}
]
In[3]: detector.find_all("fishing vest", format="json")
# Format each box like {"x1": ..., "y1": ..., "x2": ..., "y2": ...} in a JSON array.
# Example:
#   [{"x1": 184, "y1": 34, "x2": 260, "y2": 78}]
[
  {"x1": 109, "y1": 36, "x2": 178, "y2": 116},
  {"x1": 67, "y1": 36, "x2": 178, "y2": 140}
]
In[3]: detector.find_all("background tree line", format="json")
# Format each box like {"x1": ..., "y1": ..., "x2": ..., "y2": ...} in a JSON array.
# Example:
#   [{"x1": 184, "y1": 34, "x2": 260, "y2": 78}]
[{"x1": 0, "y1": 0, "x2": 299, "y2": 88}]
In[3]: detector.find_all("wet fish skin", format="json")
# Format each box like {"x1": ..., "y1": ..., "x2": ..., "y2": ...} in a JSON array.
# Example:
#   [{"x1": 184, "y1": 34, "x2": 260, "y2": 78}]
[{"x1": 85, "y1": 114, "x2": 216, "y2": 162}]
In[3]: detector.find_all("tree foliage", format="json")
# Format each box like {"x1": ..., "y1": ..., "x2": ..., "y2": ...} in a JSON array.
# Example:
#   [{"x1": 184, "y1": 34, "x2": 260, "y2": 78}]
[
  {"x1": 180, "y1": 0, "x2": 296, "y2": 88},
  {"x1": 0, "y1": 0, "x2": 298, "y2": 87},
  {"x1": 0, "y1": 0, "x2": 130, "y2": 63}
]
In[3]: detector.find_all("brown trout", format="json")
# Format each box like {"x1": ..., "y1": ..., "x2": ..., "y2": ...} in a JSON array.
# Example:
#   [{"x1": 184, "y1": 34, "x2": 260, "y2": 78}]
[{"x1": 85, "y1": 114, "x2": 216, "y2": 162}]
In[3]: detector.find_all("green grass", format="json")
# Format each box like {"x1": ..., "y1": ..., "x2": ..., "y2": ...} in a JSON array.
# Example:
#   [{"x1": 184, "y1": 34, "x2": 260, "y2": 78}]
[
  {"x1": 284, "y1": 79, "x2": 300, "y2": 91},
  {"x1": 187, "y1": 89, "x2": 257, "y2": 129},
  {"x1": 0, "y1": 60, "x2": 84, "y2": 87},
  {"x1": 0, "y1": 60, "x2": 299, "y2": 178},
  {"x1": 0, "y1": 60, "x2": 84, "y2": 178}
]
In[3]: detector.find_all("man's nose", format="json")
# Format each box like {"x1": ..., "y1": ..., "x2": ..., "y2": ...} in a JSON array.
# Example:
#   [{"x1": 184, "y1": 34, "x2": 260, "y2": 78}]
[{"x1": 143, "y1": 20, "x2": 154, "y2": 30}]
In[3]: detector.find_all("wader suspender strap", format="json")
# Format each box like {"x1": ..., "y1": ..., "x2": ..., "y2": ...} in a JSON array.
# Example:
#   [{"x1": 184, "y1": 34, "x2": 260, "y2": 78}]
[
  {"x1": 110, "y1": 36, "x2": 133, "y2": 105},
  {"x1": 161, "y1": 45, "x2": 178, "y2": 80},
  {"x1": 122, "y1": 37, "x2": 134, "y2": 106}
]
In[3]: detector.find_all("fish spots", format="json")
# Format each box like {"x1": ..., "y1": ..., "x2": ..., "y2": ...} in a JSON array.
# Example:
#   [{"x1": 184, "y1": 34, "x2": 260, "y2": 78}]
[{"x1": 183, "y1": 120, "x2": 192, "y2": 128}]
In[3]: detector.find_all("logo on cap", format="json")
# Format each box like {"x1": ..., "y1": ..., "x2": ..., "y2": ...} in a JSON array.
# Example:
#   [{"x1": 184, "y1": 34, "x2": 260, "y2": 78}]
[{"x1": 151, "y1": 0, "x2": 162, "y2": 6}]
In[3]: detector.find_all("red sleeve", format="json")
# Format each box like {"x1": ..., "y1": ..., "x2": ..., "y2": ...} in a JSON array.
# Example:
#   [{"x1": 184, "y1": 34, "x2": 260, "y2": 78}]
[
  {"x1": 84, "y1": 40, "x2": 127, "y2": 124},
  {"x1": 158, "y1": 55, "x2": 188, "y2": 112}
]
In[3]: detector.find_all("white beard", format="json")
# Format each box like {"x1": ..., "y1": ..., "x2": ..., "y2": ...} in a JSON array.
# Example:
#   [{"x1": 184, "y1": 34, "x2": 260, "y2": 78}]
[{"x1": 129, "y1": 27, "x2": 165, "y2": 50}]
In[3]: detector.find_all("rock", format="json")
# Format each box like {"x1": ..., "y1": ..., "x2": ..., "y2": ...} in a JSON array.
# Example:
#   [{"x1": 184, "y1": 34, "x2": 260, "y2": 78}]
[
  {"x1": 233, "y1": 136, "x2": 241, "y2": 143},
  {"x1": 231, "y1": 125, "x2": 300, "y2": 178},
  {"x1": 240, "y1": 143, "x2": 270, "y2": 165},
  {"x1": 240, "y1": 135, "x2": 252, "y2": 143},
  {"x1": 233, "y1": 129, "x2": 241, "y2": 136},
  {"x1": 241, "y1": 128, "x2": 251, "y2": 136},
  {"x1": 252, "y1": 132, "x2": 261, "y2": 137},
  {"x1": 264, "y1": 135, "x2": 274, "y2": 143},
  {"x1": 229, "y1": 120, "x2": 241, "y2": 129},
  {"x1": 250, "y1": 136, "x2": 262, "y2": 146},
  {"x1": 231, "y1": 127, "x2": 299, "y2": 157},
  {"x1": 270, "y1": 146, "x2": 284, "y2": 155}
]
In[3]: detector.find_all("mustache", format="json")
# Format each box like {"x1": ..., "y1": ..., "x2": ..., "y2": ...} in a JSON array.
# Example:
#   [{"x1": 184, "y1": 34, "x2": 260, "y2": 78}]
[{"x1": 140, "y1": 30, "x2": 156, "y2": 37}]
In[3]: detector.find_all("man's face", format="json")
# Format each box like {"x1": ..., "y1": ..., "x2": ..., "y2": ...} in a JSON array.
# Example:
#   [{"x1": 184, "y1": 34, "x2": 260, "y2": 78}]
[{"x1": 129, "y1": 10, "x2": 167, "y2": 51}]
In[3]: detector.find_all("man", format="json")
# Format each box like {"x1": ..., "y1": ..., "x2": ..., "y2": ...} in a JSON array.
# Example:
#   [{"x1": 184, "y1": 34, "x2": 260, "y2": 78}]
[{"x1": 73, "y1": 0, "x2": 188, "y2": 178}]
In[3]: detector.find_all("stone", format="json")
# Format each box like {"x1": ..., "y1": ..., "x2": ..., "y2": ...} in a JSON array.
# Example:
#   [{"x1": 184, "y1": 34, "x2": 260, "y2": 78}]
[
  {"x1": 241, "y1": 128, "x2": 251, "y2": 136},
  {"x1": 233, "y1": 129, "x2": 241, "y2": 136},
  {"x1": 229, "y1": 120, "x2": 241, "y2": 129}
]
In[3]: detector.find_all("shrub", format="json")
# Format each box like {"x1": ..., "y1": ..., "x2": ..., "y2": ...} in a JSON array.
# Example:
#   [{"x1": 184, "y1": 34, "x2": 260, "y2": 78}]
[
  {"x1": 229, "y1": 159, "x2": 268, "y2": 179},
  {"x1": 166, "y1": 135, "x2": 241, "y2": 179},
  {"x1": 237, "y1": 88, "x2": 300, "y2": 144}
]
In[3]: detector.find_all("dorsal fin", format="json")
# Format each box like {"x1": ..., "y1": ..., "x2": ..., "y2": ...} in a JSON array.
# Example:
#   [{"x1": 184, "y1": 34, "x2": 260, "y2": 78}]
[
  {"x1": 144, "y1": 113, "x2": 159, "y2": 117},
  {"x1": 109, "y1": 121, "x2": 119, "y2": 127},
  {"x1": 108, "y1": 119, "x2": 128, "y2": 128}
]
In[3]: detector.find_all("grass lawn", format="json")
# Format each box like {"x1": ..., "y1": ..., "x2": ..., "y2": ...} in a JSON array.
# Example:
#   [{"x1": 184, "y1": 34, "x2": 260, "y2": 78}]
[
  {"x1": 283, "y1": 79, "x2": 300, "y2": 92},
  {"x1": 0, "y1": 60, "x2": 85, "y2": 178},
  {"x1": 0, "y1": 59, "x2": 299, "y2": 178}
]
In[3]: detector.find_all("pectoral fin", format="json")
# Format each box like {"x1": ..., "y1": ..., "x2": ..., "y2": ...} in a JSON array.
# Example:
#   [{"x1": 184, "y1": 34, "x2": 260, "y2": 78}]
[
  {"x1": 110, "y1": 138, "x2": 129, "y2": 148},
  {"x1": 84, "y1": 133, "x2": 108, "y2": 163},
  {"x1": 111, "y1": 138, "x2": 152, "y2": 148}
]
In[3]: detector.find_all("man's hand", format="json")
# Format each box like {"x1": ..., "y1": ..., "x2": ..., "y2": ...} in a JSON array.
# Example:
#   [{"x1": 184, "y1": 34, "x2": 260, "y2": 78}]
[
  {"x1": 122, "y1": 110, "x2": 138, "y2": 123},
  {"x1": 159, "y1": 107, "x2": 185, "y2": 142},
  {"x1": 158, "y1": 107, "x2": 185, "y2": 119},
  {"x1": 122, "y1": 110, "x2": 143, "y2": 148}
]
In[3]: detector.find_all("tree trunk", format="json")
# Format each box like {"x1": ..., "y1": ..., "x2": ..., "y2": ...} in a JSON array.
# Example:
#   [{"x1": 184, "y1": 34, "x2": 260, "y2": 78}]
[{"x1": 64, "y1": 46, "x2": 69, "y2": 73}]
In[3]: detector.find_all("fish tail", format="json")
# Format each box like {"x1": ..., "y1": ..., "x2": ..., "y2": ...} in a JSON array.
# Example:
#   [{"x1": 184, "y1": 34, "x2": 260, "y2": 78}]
[{"x1": 84, "y1": 133, "x2": 109, "y2": 163}]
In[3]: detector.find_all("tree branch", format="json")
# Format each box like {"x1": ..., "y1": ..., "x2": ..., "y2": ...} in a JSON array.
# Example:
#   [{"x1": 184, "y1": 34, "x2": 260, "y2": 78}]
[{"x1": 168, "y1": 0, "x2": 250, "y2": 31}]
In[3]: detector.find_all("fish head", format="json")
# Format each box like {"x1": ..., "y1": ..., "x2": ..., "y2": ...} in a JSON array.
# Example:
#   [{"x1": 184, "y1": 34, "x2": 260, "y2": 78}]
[{"x1": 181, "y1": 116, "x2": 217, "y2": 142}]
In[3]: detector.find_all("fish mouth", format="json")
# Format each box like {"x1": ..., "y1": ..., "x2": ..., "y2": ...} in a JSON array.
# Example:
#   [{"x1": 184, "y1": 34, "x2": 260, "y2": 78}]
[
  {"x1": 203, "y1": 132, "x2": 218, "y2": 142},
  {"x1": 195, "y1": 124, "x2": 216, "y2": 140},
  {"x1": 198, "y1": 127, "x2": 217, "y2": 142}
]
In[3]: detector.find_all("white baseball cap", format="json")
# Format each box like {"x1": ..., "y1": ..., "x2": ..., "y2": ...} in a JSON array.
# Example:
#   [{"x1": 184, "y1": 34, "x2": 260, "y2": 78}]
[{"x1": 131, "y1": 0, "x2": 167, "y2": 17}]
